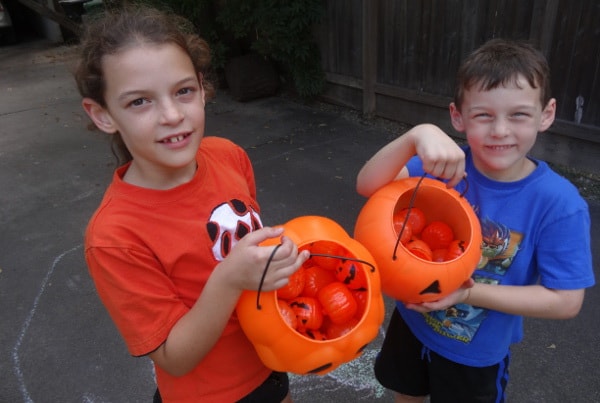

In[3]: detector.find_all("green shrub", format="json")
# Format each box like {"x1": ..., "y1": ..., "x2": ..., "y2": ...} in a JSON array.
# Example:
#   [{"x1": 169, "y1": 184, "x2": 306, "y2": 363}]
[
  {"x1": 100, "y1": 0, "x2": 325, "y2": 99},
  {"x1": 216, "y1": 0, "x2": 325, "y2": 99}
]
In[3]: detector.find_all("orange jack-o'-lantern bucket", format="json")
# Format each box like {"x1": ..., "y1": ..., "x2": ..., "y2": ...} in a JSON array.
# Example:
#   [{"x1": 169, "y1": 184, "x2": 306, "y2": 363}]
[
  {"x1": 354, "y1": 177, "x2": 482, "y2": 304},
  {"x1": 236, "y1": 215, "x2": 385, "y2": 375}
]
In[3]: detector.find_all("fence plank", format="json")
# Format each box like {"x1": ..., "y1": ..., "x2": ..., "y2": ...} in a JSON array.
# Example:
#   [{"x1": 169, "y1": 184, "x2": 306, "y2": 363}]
[
  {"x1": 316, "y1": 0, "x2": 600, "y2": 172},
  {"x1": 362, "y1": 0, "x2": 378, "y2": 115}
]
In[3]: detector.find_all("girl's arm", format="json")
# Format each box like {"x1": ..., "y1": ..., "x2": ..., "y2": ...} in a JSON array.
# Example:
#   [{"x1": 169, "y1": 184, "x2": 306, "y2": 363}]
[
  {"x1": 357, "y1": 124, "x2": 466, "y2": 197},
  {"x1": 149, "y1": 227, "x2": 309, "y2": 376},
  {"x1": 407, "y1": 281, "x2": 585, "y2": 320}
]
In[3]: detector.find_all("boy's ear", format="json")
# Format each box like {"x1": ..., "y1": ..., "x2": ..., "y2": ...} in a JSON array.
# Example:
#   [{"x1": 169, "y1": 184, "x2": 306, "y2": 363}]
[
  {"x1": 449, "y1": 103, "x2": 465, "y2": 132},
  {"x1": 81, "y1": 98, "x2": 118, "y2": 134},
  {"x1": 539, "y1": 98, "x2": 557, "y2": 132}
]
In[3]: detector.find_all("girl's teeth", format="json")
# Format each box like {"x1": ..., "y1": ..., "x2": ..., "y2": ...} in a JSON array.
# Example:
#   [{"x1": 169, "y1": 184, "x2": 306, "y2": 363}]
[{"x1": 168, "y1": 135, "x2": 184, "y2": 143}]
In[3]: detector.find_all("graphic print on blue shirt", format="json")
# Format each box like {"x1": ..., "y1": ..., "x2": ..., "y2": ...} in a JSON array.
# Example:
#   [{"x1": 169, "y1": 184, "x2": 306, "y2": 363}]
[
  {"x1": 477, "y1": 218, "x2": 523, "y2": 275},
  {"x1": 424, "y1": 217, "x2": 523, "y2": 344}
]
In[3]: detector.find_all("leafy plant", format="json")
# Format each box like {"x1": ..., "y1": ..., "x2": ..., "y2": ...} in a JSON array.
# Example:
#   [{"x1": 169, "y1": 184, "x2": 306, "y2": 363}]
[
  {"x1": 216, "y1": 0, "x2": 325, "y2": 99},
  {"x1": 106, "y1": 0, "x2": 326, "y2": 99},
  {"x1": 133, "y1": 0, "x2": 229, "y2": 70}
]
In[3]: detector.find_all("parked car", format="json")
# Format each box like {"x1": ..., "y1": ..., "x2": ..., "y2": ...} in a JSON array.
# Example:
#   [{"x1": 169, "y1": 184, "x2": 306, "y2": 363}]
[{"x1": 0, "y1": 0, "x2": 16, "y2": 44}]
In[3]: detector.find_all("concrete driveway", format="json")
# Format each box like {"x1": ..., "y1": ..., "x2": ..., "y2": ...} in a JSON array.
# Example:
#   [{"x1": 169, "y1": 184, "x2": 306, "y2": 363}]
[{"x1": 1, "y1": 39, "x2": 598, "y2": 403}]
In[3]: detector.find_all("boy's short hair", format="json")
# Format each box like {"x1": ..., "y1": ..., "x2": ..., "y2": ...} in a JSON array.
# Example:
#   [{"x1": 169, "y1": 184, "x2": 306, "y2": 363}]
[{"x1": 454, "y1": 39, "x2": 551, "y2": 109}]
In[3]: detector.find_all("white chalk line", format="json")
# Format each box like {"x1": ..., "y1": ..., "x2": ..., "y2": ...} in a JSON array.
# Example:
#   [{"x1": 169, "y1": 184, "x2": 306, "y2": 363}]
[
  {"x1": 290, "y1": 326, "x2": 388, "y2": 400},
  {"x1": 12, "y1": 244, "x2": 82, "y2": 403},
  {"x1": 10, "y1": 242, "x2": 384, "y2": 401}
]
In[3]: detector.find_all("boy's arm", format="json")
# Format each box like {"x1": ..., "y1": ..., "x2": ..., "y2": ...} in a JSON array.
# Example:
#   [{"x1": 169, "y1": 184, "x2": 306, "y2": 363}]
[
  {"x1": 408, "y1": 282, "x2": 585, "y2": 319},
  {"x1": 467, "y1": 283, "x2": 585, "y2": 319},
  {"x1": 356, "y1": 124, "x2": 465, "y2": 197}
]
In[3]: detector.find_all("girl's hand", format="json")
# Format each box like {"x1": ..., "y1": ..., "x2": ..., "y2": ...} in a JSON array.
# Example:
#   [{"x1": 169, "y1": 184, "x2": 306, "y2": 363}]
[
  {"x1": 404, "y1": 278, "x2": 475, "y2": 313},
  {"x1": 218, "y1": 226, "x2": 310, "y2": 292}
]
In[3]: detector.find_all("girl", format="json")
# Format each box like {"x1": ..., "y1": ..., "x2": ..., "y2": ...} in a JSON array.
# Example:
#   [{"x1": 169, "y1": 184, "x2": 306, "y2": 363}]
[{"x1": 74, "y1": 6, "x2": 309, "y2": 402}]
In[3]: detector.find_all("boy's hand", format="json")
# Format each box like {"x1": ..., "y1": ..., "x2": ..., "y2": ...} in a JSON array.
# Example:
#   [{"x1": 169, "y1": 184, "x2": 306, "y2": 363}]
[
  {"x1": 412, "y1": 125, "x2": 466, "y2": 188},
  {"x1": 357, "y1": 124, "x2": 466, "y2": 197},
  {"x1": 217, "y1": 227, "x2": 310, "y2": 292},
  {"x1": 404, "y1": 278, "x2": 475, "y2": 313}
]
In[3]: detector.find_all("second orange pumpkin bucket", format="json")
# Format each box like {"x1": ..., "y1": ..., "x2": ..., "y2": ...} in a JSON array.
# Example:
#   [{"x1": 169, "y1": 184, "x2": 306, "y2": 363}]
[{"x1": 354, "y1": 177, "x2": 482, "y2": 304}]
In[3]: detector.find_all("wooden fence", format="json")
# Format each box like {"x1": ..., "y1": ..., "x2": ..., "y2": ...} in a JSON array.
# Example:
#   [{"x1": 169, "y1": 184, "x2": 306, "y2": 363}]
[{"x1": 315, "y1": 0, "x2": 600, "y2": 174}]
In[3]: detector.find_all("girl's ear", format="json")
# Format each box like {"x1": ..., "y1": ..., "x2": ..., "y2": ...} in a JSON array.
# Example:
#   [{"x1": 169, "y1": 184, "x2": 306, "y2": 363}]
[
  {"x1": 82, "y1": 98, "x2": 118, "y2": 134},
  {"x1": 198, "y1": 72, "x2": 206, "y2": 107},
  {"x1": 449, "y1": 102, "x2": 465, "y2": 132},
  {"x1": 539, "y1": 98, "x2": 556, "y2": 132}
]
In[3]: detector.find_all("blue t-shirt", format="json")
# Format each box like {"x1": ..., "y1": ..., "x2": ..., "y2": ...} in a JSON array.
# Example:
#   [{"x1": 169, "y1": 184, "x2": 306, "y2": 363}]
[{"x1": 398, "y1": 147, "x2": 595, "y2": 367}]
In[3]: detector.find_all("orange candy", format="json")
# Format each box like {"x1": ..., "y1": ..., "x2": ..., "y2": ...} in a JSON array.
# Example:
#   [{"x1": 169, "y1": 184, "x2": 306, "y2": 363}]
[
  {"x1": 421, "y1": 221, "x2": 454, "y2": 250},
  {"x1": 394, "y1": 207, "x2": 427, "y2": 235},
  {"x1": 405, "y1": 220, "x2": 467, "y2": 262},
  {"x1": 431, "y1": 248, "x2": 448, "y2": 262},
  {"x1": 318, "y1": 282, "x2": 358, "y2": 325},
  {"x1": 351, "y1": 289, "x2": 368, "y2": 318},
  {"x1": 289, "y1": 297, "x2": 324, "y2": 330},
  {"x1": 277, "y1": 266, "x2": 306, "y2": 300},
  {"x1": 393, "y1": 220, "x2": 413, "y2": 245},
  {"x1": 308, "y1": 241, "x2": 345, "y2": 270},
  {"x1": 335, "y1": 260, "x2": 368, "y2": 290},
  {"x1": 277, "y1": 252, "x2": 371, "y2": 340},
  {"x1": 303, "y1": 265, "x2": 337, "y2": 297},
  {"x1": 406, "y1": 239, "x2": 433, "y2": 261},
  {"x1": 278, "y1": 299, "x2": 298, "y2": 330},
  {"x1": 444, "y1": 239, "x2": 467, "y2": 261},
  {"x1": 323, "y1": 316, "x2": 360, "y2": 339}
]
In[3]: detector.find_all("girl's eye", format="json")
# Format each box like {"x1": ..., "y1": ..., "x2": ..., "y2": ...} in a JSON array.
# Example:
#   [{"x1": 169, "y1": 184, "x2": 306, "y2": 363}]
[
  {"x1": 129, "y1": 98, "x2": 149, "y2": 107},
  {"x1": 177, "y1": 87, "x2": 195, "y2": 96}
]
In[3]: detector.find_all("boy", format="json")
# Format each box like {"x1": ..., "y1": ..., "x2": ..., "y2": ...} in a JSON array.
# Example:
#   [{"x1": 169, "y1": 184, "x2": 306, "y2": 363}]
[{"x1": 357, "y1": 39, "x2": 595, "y2": 402}]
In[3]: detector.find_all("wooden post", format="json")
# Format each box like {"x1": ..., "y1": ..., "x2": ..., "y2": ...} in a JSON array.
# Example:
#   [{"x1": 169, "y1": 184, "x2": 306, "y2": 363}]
[{"x1": 362, "y1": 0, "x2": 378, "y2": 117}]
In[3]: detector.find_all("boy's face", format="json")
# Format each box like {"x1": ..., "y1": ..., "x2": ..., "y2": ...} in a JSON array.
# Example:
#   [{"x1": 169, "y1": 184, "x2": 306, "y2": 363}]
[{"x1": 449, "y1": 75, "x2": 555, "y2": 181}]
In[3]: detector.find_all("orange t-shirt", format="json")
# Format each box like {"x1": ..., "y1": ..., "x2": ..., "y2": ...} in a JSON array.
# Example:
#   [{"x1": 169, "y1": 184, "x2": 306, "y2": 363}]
[{"x1": 85, "y1": 137, "x2": 271, "y2": 402}]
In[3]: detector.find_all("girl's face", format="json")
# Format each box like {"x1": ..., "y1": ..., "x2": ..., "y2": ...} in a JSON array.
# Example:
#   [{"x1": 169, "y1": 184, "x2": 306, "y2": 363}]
[
  {"x1": 83, "y1": 43, "x2": 205, "y2": 189},
  {"x1": 449, "y1": 75, "x2": 556, "y2": 181}
]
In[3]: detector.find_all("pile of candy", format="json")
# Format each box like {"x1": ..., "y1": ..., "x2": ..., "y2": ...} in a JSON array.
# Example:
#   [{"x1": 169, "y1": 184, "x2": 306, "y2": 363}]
[
  {"x1": 276, "y1": 242, "x2": 368, "y2": 341},
  {"x1": 394, "y1": 207, "x2": 467, "y2": 262}
]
